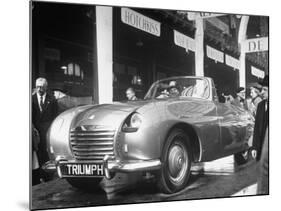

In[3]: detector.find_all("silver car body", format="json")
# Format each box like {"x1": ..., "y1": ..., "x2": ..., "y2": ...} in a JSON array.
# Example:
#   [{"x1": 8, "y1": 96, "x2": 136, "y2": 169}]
[{"x1": 45, "y1": 76, "x2": 254, "y2": 180}]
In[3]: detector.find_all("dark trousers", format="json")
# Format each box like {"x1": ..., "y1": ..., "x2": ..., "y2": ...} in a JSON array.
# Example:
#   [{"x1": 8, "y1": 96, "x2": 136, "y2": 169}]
[
  {"x1": 257, "y1": 130, "x2": 269, "y2": 195},
  {"x1": 37, "y1": 123, "x2": 53, "y2": 181},
  {"x1": 32, "y1": 169, "x2": 41, "y2": 186},
  {"x1": 37, "y1": 123, "x2": 50, "y2": 166}
]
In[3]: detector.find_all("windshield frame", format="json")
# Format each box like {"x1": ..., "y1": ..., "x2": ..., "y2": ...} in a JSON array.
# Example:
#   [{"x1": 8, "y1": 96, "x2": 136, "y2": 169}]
[{"x1": 144, "y1": 76, "x2": 211, "y2": 100}]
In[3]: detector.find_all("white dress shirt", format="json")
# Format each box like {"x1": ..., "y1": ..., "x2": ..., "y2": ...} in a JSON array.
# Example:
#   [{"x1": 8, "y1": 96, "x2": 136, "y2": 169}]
[{"x1": 37, "y1": 92, "x2": 46, "y2": 111}]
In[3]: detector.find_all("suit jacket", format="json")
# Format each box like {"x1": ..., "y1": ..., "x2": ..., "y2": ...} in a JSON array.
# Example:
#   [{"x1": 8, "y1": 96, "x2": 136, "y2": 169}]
[
  {"x1": 252, "y1": 100, "x2": 269, "y2": 160},
  {"x1": 32, "y1": 93, "x2": 58, "y2": 131}
]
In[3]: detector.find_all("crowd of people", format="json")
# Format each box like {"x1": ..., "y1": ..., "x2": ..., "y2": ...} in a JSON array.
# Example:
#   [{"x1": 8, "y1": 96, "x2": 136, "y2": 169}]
[
  {"x1": 223, "y1": 76, "x2": 269, "y2": 194},
  {"x1": 221, "y1": 82, "x2": 264, "y2": 119}
]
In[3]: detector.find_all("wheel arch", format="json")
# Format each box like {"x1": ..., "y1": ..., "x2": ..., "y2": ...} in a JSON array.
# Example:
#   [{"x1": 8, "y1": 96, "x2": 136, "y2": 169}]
[{"x1": 164, "y1": 123, "x2": 201, "y2": 162}]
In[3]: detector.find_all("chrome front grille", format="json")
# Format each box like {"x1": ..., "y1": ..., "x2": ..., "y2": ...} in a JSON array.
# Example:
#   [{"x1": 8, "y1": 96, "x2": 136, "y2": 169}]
[{"x1": 70, "y1": 125, "x2": 115, "y2": 162}]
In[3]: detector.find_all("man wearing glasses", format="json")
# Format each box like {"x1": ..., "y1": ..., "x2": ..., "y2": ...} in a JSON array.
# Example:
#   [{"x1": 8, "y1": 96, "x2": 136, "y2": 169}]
[{"x1": 32, "y1": 77, "x2": 58, "y2": 182}]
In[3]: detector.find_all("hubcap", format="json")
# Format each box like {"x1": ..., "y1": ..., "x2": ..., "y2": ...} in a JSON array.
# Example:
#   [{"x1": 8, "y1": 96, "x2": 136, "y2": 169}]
[{"x1": 167, "y1": 142, "x2": 188, "y2": 184}]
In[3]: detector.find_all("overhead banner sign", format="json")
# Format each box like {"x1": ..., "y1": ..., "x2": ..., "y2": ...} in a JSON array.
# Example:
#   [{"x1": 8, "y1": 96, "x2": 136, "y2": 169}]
[
  {"x1": 187, "y1": 12, "x2": 225, "y2": 20},
  {"x1": 174, "y1": 30, "x2": 195, "y2": 52},
  {"x1": 206, "y1": 45, "x2": 224, "y2": 63},
  {"x1": 251, "y1": 66, "x2": 265, "y2": 78},
  {"x1": 242, "y1": 37, "x2": 268, "y2": 53},
  {"x1": 121, "y1": 8, "x2": 161, "y2": 37},
  {"x1": 205, "y1": 18, "x2": 230, "y2": 34},
  {"x1": 225, "y1": 54, "x2": 240, "y2": 70}
]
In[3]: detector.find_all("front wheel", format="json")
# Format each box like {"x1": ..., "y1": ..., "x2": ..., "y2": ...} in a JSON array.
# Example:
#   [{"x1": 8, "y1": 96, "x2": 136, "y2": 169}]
[
  {"x1": 158, "y1": 129, "x2": 192, "y2": 194},
  {"x1": 66, "y1": 178, "x2": 102, "y2": 192}
]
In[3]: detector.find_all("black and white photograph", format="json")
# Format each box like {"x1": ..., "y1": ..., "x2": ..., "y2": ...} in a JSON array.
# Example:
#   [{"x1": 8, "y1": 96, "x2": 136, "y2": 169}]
[
  {"x1": 28, "y1": 0, "x2": 271, "y2": 210},
  {"x1": 4, "y1": 0, "x2": 281, "y2": 211}
]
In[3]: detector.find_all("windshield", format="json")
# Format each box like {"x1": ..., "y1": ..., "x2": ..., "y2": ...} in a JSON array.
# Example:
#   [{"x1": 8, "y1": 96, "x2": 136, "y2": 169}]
[{"x1": 144, "y1": 77, "x2": 209, "y2": 100}]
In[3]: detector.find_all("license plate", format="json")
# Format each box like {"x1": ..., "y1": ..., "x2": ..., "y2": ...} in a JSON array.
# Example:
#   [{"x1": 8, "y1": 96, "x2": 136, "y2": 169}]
[{"x1": 59, "y1": 163, "x2": 104, "y2": 177}]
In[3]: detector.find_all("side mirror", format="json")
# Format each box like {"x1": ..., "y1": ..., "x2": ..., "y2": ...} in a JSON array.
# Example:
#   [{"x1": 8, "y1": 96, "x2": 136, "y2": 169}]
[
  {"x1": 213, "y1": 95, "x2": 219, "y2": 102},
  {"x1": 212, "y1": 87, "x2": 219, "y2": 102}
]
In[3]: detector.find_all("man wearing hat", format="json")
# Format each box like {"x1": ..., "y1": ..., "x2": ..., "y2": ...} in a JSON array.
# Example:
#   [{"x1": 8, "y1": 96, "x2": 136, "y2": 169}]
[
  {"x1": 249, "y1": 85, "x2": 262, "y2": 116},
  {"x1": 252, "y1": 75, "x2": 269, "y2": 160},
  {"x1": 251, "y1": 75, "x2": 269, "y2": 194},
  {"x1": 232, "y1": 87, "x2": 246, "y2": 109}
]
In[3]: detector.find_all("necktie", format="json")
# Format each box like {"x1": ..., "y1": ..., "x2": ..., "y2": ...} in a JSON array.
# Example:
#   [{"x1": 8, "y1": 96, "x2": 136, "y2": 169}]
[{"x1": 40, "y1": 96, "x2": 44, "y2": 112}]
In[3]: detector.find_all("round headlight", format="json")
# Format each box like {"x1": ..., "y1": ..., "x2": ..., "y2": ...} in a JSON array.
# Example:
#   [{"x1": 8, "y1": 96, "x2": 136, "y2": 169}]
[{"x1": 130, "y1": 113, "x2": 142, "y2": 128}]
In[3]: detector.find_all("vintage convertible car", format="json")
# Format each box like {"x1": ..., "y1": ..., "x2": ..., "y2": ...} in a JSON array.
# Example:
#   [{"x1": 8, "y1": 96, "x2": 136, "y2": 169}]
[{"x1": 44, "y1": 76, "x2": 254, "y2": 193}]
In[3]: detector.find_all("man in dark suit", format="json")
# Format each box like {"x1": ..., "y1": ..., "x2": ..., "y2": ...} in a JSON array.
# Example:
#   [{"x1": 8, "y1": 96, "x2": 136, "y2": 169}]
[
  {"x1": 252, "y1": 75, "x2": 269, "y2": 161},
  {"x1": 32, "y1": 77, "x2": 58, "y2": 181},
  {"x1": 252, "y1": 75, "x2": 269, "y2": 195},
  {"x1": 258, "y1": 126, "x2": 269, "y2": 194}
]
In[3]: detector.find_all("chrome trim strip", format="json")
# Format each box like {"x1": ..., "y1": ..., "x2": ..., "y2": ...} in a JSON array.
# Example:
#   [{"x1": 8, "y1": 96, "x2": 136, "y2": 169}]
[
  {"x1": 108, "y1": 160, "x2": 162, "y2": 172},
  {"x1": 70, "y1": 132, "x2": 115, "y2": 136},
  {"x1": 70, "y1": 137, "x2": 114, "y2": 141}
]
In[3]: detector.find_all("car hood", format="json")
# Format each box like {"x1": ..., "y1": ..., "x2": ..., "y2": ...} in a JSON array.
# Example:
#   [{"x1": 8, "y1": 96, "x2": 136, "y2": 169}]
[
  {"x1": 70, "y1": 100, "x2": 152, "y2": 129},
  {"x1": 69, "y1": 97, "x2": 209, "y2": 129},
  {"x1": 102, "y1": 100, "x2": 150, "y2": 112}
]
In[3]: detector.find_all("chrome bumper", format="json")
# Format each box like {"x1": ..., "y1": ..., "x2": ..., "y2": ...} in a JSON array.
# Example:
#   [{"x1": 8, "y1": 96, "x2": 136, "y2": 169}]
[
  {"x1": 103, "y1": 155, "x2": 161, "y2": 179},
  {"x1": 42, "y1": 156, "x2": 68, "y2": 176},
  {"x1": 43, "y1": 156, "x2": 162, "y2": 180},
  {"x1": 42, "y1": 160, "x2": 57, "y2": 172}
]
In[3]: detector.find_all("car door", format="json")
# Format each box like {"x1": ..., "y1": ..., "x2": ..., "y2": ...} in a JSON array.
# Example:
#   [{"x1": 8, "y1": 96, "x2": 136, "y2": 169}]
[
  {"x1": 216, "y1": 102, "x2": 247, "y2": 156},
  {"x1": 166, "y1": 98, "x2": 221, "y2": 162},
  {"x1": 189, "y1": 99, "x2": 221, "y2": 161}
]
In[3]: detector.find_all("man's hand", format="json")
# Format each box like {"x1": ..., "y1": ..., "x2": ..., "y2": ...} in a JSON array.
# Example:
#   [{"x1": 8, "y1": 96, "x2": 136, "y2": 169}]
[
  {"x1": 32, "y1": 127, "x2": 40, "y2": 151},
  {"x1": 251, "y1": 149, "x2": 257, "y2": 159}
]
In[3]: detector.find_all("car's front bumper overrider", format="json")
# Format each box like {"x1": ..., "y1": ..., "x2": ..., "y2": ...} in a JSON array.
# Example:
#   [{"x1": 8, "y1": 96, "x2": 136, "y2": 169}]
[
  {"x1": 42, "y1": 156, "x2": 68, "y2": 177},
  {"x1": 43, "y1": 155, "x2": 162, "y2": 180}
]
